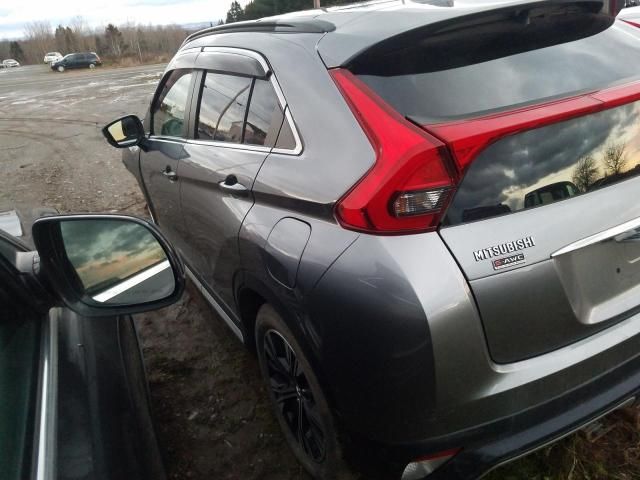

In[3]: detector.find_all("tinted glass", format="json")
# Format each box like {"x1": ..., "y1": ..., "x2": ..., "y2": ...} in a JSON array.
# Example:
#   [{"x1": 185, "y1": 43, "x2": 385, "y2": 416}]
[
  {"x1": 197, "y1": 72, "x2": 251, "y2": 143},
  {"x1": 152, "y1": 69, "x2": 193, "y2": 137},
  {"x1": 274, "y1": 114, "x2": 296, "y2": 150},
  {"x1": 444, "y1": 100, "x2": 640, "y2": 225},
  {"x1": 353, "y1": 17, "x2": 640, "y2": 121},
  {"x1": 0, "y1": 249, "x2": 40, "y2": 480},
  {"x1": 244, "y1": 79, "x2": 281, "y2": 146}
]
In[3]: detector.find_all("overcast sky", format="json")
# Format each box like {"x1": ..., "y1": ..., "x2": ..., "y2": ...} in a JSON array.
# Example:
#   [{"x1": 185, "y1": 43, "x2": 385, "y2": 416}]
[{"x1": 0, "y1": 0, "x2": 251, "y2": 40}]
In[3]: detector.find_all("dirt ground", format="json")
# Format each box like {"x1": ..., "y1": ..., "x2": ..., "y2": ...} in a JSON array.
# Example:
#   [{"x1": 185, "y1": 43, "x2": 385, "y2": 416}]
[{"x1": 2, "y1": 63, "x2": 640, "y2": 480}]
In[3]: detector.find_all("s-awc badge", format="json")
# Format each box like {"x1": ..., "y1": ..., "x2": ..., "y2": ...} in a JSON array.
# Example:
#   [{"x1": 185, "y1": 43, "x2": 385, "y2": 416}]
[{"x1": 493, "y1": 253, "x2": 526, "y2": 270}]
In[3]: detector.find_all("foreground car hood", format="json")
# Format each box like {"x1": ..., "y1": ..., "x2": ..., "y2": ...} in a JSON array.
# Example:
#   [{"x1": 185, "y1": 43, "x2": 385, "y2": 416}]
[
  {"x1": 0, "y1": 210, "x2": 22, "y2": 237},
  {"x1": 0, "y1": 207, "x2": 58, "y2": 248}
]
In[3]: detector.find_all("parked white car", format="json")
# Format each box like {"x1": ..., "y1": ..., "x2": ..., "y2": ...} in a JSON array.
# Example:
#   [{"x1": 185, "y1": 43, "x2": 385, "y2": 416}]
[
  {"x1": 44, "y1": 52, "x2": 63, "y2": 63},
  {"x1": 2, "y1": 59, "x2": 20, "y2": 68}
]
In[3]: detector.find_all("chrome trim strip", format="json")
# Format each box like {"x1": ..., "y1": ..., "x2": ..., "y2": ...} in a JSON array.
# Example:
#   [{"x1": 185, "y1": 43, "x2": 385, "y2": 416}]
[
  {"x1": 479, "y1": 396, "x2": 636, "y2": 479},
  {"x1": 185, "y1": 138, "x2": 271, "y2": 153},
  {"x1": 147, "y1": 136, "x2": 187, "y2": 144},
  {"x1": 552, "y1": 216, "x2": 640, "y2": 257},
  {"x1": 35, "y1": 310, "x2": 58, "y2": 480},
  {"x1": 185, "y1": 267, "x2": 244, "y2": 341}
]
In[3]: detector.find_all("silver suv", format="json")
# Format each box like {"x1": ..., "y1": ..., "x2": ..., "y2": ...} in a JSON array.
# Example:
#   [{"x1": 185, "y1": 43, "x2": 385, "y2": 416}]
[{"x1": 104, "y1": 1, "x2": 640, "y2": 478}]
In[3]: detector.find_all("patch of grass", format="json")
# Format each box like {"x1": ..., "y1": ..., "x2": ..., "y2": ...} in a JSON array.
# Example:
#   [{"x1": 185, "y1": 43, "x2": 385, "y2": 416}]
[{"x1": 486, "y1": 409, "x2": 640, "y2": 480}]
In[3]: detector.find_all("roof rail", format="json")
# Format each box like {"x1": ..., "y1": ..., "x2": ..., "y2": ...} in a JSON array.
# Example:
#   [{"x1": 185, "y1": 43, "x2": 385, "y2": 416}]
[{"x1": 181, "y1": 19, "x2": 336, "y2": 47}]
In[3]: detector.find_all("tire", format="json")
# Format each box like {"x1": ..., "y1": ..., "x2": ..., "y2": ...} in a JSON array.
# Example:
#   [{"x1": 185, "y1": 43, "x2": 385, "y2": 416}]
[
  {"x1": 57, "y1": 66, "x2": 64, "y2": 72},
  {"x1": 255, "y1": 304, "x2": 352, "y2": 480},
  {"x1": 89, "y1": 63, "x2": 95, "y2": 69}
]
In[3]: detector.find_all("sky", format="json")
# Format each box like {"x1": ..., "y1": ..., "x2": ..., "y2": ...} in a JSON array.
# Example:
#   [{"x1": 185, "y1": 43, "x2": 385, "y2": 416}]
[{"x1": 0, "y1": 0, "x2": 251, "y2": 40}]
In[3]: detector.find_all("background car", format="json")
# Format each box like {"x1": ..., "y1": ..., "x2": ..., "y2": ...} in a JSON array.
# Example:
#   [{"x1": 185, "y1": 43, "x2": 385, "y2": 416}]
[
  {"x1": 106, "y1": 1, "x2": 640, "y2": 479},
  {"x1": 43, "y1": 51, "x2": 63, "y2": 63},
  {"x1": 0, "y1": 209, "x2": 184, "y2": 480},
  {"x1": 51, "y1": 52, "x2": 102, "y2": 72},
  {"x1": 2, "y1": 59, "x2": 20, "y2": 68}
]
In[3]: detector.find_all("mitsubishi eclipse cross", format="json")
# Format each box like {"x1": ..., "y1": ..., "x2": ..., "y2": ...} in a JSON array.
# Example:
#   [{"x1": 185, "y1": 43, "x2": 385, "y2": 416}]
[{"x1": 104, "y1": 1, "x2": 640, "y2": 478}]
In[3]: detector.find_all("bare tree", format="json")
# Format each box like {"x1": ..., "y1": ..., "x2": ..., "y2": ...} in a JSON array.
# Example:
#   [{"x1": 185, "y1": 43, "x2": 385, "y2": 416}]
[
  {"x1": 603, "y1": 142, "x2": 627, "y2": 176},
  {"x1": 572, "y1": 154, "x2": 598, "y2": 192},
  {"x1": 23, "y1": 21, "x2": 53, "y2": 61}
]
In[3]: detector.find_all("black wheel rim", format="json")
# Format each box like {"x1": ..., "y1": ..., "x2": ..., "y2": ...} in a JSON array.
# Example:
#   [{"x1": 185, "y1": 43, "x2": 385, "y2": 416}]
[{"x1": 263, "y1": 329, "x2": 326, "y2": 462}]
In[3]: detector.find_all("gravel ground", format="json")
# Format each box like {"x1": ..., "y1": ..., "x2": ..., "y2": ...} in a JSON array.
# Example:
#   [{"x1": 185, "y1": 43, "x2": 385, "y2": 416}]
[{"x1": 3, "y1": 62, "x2": 640, "y2": 480}]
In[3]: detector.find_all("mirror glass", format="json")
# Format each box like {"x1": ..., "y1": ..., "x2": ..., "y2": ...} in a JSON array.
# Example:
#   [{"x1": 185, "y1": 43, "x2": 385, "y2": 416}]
[
  {"x1": 105, "y1": 115, "x2": 142, "y2": 147},
  {"x1": 59, "y1": 219, "x2": 175, "y2": 305}
]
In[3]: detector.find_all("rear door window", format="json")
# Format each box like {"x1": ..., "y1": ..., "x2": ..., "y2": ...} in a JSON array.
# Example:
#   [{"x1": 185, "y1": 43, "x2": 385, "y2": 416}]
[
  {"x1": 152, "y1": 69, "x2": 194, "y2": 137},
  {"x1": 195, "y1": 72, "x2": 285, "y2": 147},
  {"x1": 244, "y1": 79, "x2": 282, "y2": 147},
  {"x1": 196, "y1": 72, "x2": 251, "y2": 143}
]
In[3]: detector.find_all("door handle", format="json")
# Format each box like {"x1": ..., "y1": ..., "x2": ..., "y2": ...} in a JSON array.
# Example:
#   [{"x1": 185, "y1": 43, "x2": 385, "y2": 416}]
[
  {"x1": 161, "y1": 167, "x2": 178, "y2": 182},
  {"x1": 219, "y1": 174, "x2": 249, "y2": 195}
]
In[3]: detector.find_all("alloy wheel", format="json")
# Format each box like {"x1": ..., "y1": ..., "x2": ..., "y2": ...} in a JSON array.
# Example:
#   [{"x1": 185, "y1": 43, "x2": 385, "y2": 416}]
[{"x1": 263, "y1": 329, "x2": 326, "y2": 463}]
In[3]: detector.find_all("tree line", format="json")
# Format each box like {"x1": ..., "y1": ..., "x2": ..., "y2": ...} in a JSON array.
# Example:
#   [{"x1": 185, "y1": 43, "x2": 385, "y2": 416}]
[
  {"x1": 0, "y1": 18, "x2": 190, "y2": 65},
  {"x1": 226, "y1": 0, "x2": 353, "y2": 23},
  {"x1": 0, "y1": 1, "x2": 356, "y2": 64}
]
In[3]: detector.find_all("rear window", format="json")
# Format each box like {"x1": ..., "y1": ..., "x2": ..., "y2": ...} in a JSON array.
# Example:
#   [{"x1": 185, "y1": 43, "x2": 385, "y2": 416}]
[
  {"x1": 443, "y1": 100, "x2": 640, "y2": 226},
  {"x1": 351, "y1": 13, "x2": 640, "y2": 121}
]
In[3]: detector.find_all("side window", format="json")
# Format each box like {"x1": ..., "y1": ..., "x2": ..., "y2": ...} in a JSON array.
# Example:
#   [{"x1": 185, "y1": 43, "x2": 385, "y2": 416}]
[
  {"x1": 194, "y1": 67, "x2": 296, "y2": 150},
  {"x1": 244, "y1": 79, "x2": 282, "y2": 147},
  {"x1": 274, "y1": 113, "x2": 296, "y2": 150},
  {"x1": 196, "y1": 72, "x2": 251, "y2": 143},
  {"x1": 152, "y1": 69, "x2": 193, "y2": 138}
]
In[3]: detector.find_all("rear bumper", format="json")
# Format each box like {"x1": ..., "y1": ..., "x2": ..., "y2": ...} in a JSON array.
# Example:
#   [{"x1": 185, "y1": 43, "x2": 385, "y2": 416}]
[
  {"x1": 370, "y1": 350, "x2": 640, "y2": 480},
  {"x1": 304, "y1": 231, "x2": 640, "y2": 478}
]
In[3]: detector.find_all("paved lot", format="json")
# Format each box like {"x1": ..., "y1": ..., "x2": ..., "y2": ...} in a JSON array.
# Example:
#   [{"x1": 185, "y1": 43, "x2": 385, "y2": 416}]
[
  {"x1": 1, "y1": 64, "x2": 312, "y2": 480},
  {"x1": 0, "y1": 64, "x2": 163, "y2": 217}
]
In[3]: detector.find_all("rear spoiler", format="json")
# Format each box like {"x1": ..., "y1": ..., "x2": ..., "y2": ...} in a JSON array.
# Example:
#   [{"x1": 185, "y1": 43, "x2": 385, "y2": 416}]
[{"x1": 318, "y1": 0, "x2": 621, "y2": 68}]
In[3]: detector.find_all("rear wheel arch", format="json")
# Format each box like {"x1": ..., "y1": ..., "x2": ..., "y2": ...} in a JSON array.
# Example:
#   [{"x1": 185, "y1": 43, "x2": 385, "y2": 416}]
[{"x1": 234, "y1": 275, "x2": 338, "y2": 411}]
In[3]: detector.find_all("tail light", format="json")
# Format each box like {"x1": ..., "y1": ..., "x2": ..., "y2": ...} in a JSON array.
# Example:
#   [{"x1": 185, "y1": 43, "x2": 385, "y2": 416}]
[{"x1": 330, "y1": 69, "x2": 457, "y2": 235}]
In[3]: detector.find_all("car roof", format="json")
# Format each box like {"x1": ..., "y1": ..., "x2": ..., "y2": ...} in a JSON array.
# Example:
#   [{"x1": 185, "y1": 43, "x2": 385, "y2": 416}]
[{"x1": 183, "y1": 0, "x2": 606, "y2": 66}]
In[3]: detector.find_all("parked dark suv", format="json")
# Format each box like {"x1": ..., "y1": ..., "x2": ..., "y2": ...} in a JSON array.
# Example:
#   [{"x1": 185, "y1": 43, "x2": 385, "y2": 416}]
[
  {"x1": 104, "y1": 1, "x2": 640, "y2": 479},
  {"x1": 51, "y1": 52, "x2": 102, "y2": 72}
]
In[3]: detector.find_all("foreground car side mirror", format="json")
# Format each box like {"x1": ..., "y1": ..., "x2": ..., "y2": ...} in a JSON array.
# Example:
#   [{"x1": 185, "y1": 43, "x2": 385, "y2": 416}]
[
  {"x1": 32, "y1": 214, "x2": 184, "y2": 316},
  {"x1": 102, "y1": 115, "x2": 145, "y2": 149}
]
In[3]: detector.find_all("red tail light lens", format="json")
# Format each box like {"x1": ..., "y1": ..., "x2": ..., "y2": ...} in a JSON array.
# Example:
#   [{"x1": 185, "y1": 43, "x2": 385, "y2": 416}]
[{"x1": 330, "y1": 69, "x2": 456, "y2": 234}]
